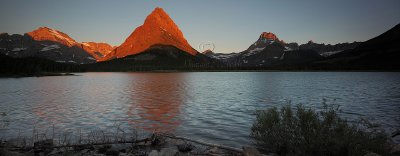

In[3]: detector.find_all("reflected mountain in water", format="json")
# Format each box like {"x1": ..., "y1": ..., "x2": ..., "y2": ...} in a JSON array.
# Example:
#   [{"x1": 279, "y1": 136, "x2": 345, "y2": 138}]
[{"x1": 127, "y1": 73, "x2": 188, "y2": 132}]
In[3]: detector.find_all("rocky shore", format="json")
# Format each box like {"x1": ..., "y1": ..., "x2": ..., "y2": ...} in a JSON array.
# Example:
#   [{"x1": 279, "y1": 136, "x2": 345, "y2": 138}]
[{"x1": 0, "y1": 133, "x2": 270, "y2": 156}]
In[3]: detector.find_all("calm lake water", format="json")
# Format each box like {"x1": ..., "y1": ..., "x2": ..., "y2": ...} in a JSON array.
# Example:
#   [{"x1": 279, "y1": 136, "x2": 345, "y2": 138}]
[{"x1": 0, "y1": 72, "x2": 400, "y2": 147}]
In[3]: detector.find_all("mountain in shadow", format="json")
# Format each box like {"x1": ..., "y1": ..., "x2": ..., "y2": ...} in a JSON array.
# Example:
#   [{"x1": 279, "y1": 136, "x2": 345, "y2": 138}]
[{"x1": 313, "y1": 23, "x2": 400, "y2": 70}]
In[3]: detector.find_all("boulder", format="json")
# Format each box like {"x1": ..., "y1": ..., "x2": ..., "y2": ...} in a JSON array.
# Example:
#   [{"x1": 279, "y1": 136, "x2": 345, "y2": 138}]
[
  {"x1": 148, "y1": 150, "x2": 159, "y2": 156},
  {"x1": 159, "y1": 148, "x2": 178, "y2": 156},
  {"x1": 243, "y1": 146, "x2": 262, "y2": 156},
  {"x1": 177, "y1": 143, "x2": 194, "y2": 152}
]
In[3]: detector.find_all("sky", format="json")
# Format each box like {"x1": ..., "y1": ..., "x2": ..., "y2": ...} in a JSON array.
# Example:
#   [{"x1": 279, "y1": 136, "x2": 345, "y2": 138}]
[{"x1": 0, "y1": 0, "x2": 399, "y2": 53}]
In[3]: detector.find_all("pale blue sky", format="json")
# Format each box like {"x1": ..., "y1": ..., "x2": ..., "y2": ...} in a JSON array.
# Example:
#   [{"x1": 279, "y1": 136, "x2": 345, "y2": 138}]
[{"x1": 1, "y1": 0, "x2": 399, "y2": 53}]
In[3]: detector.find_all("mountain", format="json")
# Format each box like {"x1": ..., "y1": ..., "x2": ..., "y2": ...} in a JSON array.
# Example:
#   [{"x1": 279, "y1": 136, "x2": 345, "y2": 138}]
[
  {"x1": 220, "y1": 32, "x2": 322, "y2": 67},
  {"x1": 316, "y1": 23, "x2": 400, "y2": 69},
  {"x1": 246, "y1": 32, "x2": 286, "y2": 53},
  {"x1": 102, "y1": 7, "x2": 197, "y2": 60},
  {"x1": 27, "y1": 27, "x2": 78, "y2": 47},
  {"x1": 299, "y1": 40, "x2": 361, "y2": 56},
  {"x1": 0, "y1": 27, "x2": 114, "y2": 63}
]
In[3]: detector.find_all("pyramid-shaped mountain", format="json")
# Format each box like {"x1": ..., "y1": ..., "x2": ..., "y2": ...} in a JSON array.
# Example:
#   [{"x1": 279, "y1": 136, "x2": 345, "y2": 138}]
[{"x1": 102, "y1": 7, "x2": 197, "y2": 60}]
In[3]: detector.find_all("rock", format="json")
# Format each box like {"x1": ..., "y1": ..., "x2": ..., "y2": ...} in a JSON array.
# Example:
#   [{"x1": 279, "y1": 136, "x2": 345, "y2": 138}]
[
  {"x1": 97, "y1": 145, "x2": 111, "y2": 154},
  {"x1": 243, "y1": 146, "x2": 262, "y2": 156},
  {"x1": 119, "y1": 153, "x2": 135, "y2": 156},
  {"x1": 159, "y1": 148, "x2": 178, "y2": 156},
  {"x1": 0, "y1": 149, "x2": 26, "y2": 156},
  {"x1": 105, "y1": 149, "x2": 119, "y2": 156},
  {"x1": 73, "y1": 144, "x2": 93, "y2": 151},
  {"x1": 177, "y1": 143, "x2": 194, "y2": 153},
  {"x1": 75, "y1": 149, "x2": 89, "y2": 155},
  {"x1": 206, "y1": 147, "x2": 223, "y2": 156},
  {"x1": 148, "y1": 150, "x2": 159, "y2": 156},
  {"x1": 176, "y1": 152, "x2": 191, "y2": 156},
  {"x1": 109, "y1": 144, "x2": 129, "y2": 152},
  {"x1": 131, "y1": 150, "x2": 147, "y2": 156},
  {"x1": 364, "y1": 152, "x2": 381, "y2": 156},
  {"x1": 391, "y1": 144, "x2": 400, "y2": 155}
]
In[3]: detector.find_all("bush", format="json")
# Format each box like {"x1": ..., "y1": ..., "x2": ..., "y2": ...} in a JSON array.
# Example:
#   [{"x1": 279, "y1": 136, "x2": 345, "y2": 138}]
[{"x1": 251, "y1": 102, "x2": 391, "y2": 156}]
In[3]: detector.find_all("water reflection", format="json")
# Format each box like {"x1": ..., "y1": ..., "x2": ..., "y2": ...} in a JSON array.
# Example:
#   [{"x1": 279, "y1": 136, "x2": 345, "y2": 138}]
[{"x1": 127, "y1": 73, "x2": 188, "y2": 132}]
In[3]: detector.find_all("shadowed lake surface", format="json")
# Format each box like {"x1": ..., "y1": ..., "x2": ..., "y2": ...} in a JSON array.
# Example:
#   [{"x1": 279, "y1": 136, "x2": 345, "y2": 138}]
[{"x1": 0, "y1": 72, "x2": 399, "y2": 147}]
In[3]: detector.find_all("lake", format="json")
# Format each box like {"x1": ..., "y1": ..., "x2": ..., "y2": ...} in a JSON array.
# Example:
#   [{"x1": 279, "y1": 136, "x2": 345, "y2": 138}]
[{"x1": 0, "y1": 72, "x2": 399, "y2": 147}]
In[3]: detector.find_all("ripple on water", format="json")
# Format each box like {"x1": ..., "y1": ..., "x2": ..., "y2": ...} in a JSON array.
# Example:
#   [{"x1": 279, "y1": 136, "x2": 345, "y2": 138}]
[{"x1": 0, "y1": 72, "x2": 400, "y2": 147}]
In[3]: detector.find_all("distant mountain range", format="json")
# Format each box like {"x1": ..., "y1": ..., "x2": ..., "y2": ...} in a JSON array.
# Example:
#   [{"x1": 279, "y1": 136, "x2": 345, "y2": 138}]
[
  {"x1": 204, "y1": 32, "x2": 361, "y2": 67},
  {"x1": 0, "y1": 7, "x2": 399, "y2": 72}
]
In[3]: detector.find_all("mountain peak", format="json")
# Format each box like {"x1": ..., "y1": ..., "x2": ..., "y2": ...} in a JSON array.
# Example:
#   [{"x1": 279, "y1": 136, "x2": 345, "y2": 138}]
[
  {"x1": 102, "y1": 7, "x2": 197, "y2": 60},
  {"x1": 152, "y1": 7, "x2": 167, "y2": 15},
  {"x1": 260, "y1": 32, "x2": 278, "y2": 40},
  {"x1": 145, "y1": 7, "x2": 169, "y2": 22},
  {"x1": 27, "y1": 27, "x2": 77, "y2": 47}
]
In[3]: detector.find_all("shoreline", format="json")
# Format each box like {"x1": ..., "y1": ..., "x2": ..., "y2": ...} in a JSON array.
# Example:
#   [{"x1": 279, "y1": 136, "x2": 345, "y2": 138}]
[
  {"x1": 0, "y1": 133, "x2": 247, "y2": 156},
  {"x1": 0, "y1": 73, "x2": 77, "y2": 78},
  {"x1": 1, "y1": 70, "x2": 399, "y2": 78}
]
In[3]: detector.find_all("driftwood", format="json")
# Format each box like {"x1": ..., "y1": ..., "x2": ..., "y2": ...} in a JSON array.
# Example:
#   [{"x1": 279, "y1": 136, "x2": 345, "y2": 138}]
[
  {"x1": 51, "y1": 138, "x2": 151, "y2": 149},
  {"x1": 159, "y1": 134, "x2": 243, "y2": 153}
]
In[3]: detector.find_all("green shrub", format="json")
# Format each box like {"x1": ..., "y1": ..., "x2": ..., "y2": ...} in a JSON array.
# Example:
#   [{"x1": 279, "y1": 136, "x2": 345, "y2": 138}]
[{"x1": 251, "y1": 102, "x2": 391, "y2": 156}]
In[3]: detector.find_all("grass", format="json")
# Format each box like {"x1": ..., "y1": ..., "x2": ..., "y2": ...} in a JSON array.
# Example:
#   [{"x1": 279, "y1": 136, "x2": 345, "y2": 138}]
[{"x1": 251, "y1": 102, "x2": 392, "y2": 156}]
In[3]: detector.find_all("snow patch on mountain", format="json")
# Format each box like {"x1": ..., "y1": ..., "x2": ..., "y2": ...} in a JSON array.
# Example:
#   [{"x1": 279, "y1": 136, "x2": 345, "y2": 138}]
[
  {"x1": 12, "y1": 48, "x2": 27, "y2": 52},
  {"x1": 284, "y1": 46, "x2": 293, "y2": 51},
  {"x1": 320, "y1": 50, "x2": 343, "y2": 57},
  {"x1": 41, "y1": 44, "x2": 60, "y2": 51}
]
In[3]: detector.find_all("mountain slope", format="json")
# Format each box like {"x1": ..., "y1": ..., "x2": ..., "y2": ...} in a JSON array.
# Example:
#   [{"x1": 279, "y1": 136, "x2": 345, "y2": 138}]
[
  {"x1": 102, "y1": 7, "x2": 197, "y2": 60},
  {"x1": 80, "y1": 42, "x2": 114, "y2": 60},
  {"x1": 317, "y1": 23, "x2": 400, "y2": 69},
  {"x1": 299, "y1": 40, "x2": 361, "y2": 56}
]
